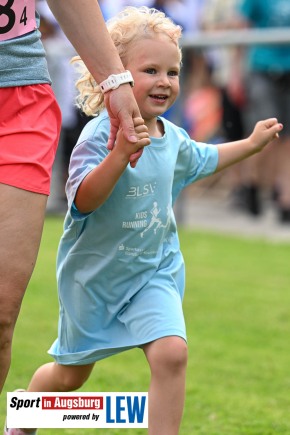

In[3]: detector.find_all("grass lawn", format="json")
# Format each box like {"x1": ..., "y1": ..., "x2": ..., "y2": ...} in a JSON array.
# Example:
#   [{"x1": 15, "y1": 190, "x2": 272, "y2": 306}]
[{"x1": 1, "y1": 216, "x2": 290, "y2": 434}]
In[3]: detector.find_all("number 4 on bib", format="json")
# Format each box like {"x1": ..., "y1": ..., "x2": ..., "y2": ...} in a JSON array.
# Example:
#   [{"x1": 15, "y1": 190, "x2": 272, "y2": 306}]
[{"x1": 0, "y1": 0, "x2": 36, "y2": 41}]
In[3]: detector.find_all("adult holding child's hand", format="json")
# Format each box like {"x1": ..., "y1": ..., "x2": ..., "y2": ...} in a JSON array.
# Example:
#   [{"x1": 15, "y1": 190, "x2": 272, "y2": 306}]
[
  {"x1": 48, "y1": 0, "x2": 146, "y2": 167},
  {"x1": 104, "y1": 86, "x2": 146, "y2": 167},
  {"x1": 0, "y1": 0, "x2": 145, "y2": 396}
]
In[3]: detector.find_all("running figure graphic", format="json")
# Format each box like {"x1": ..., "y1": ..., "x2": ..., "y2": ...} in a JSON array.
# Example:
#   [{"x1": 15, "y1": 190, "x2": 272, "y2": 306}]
[{"x1": 141, "y1": 201, "x2": 163, "y2": 237}]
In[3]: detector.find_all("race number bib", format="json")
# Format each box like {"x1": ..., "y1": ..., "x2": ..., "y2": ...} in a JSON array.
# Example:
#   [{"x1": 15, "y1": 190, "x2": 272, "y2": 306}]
[{"x1": 0, "y1": 0, "x2": 36, "y2": 41}]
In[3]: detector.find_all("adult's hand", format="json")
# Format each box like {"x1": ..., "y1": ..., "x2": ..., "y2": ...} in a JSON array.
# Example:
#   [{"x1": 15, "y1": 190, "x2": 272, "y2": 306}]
[
  {"x1": 104, "y1": 84, "x2": 140, "y2": 149},
  {"x1": 104, "y1": 85, "x2": 148, "y2": 167}
]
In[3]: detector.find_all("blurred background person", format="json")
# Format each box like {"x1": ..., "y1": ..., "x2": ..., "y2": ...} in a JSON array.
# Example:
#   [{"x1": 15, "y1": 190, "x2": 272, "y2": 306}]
[
  {"x1": 234, "y1": 0, "x2": 290, "y2": 222},
  {"x1": 200, "y1": 0, "x2": 246, "y2": 210},
  {"x1": 37, "y1": 0, "x2": 78, "y2": 211},
  {"x1": 128, "y1": 0, "x2": 204, "y2": 34},
  {"x1": 98, "y1": 0, "x2": 123, "y2": 21},
  {"x1": 149, "y1": 0, "x2": 205, "y2": 126},
  {"x1": 149, "y1": 0, "x2": 188, "y2": 29},
  {"x1": 182, "y1": 49, "x2": 224, "y2": 145}
]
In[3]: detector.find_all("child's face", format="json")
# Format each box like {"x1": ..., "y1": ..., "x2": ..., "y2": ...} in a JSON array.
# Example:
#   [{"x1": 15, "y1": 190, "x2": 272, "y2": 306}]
[{"x1": 125, "y1": 33, "x2": 181, "y2": 125}]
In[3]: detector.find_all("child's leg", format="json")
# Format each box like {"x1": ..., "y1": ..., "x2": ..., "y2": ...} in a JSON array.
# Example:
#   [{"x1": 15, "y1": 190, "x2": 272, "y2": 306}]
[
  {"x1": 142, "y1": 336, "x2": 188, "y2": 435},
  {"x1": 5, "y1": 363, "x2": 95, "y2": 434},
  {"x1": 27, "y1": 362, "x2": 95, "y2": 392}
]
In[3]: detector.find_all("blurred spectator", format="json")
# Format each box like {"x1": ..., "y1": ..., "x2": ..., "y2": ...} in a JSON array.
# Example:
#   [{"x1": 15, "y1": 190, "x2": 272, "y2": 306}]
[
  {"x1": 200, "y1": 0, "x2": 246, "y2": 209},
  {"x1": 123, "y1": 0, "x2": 153, "y2": 7},
  {"x1": 234, "y1": 0, "x2": 290, "y2": 222},
  {"x1": 37, "y1": 0, "x2": 76, "y2": 135},
  {"x1": 149, "y1": 1, "x2": 205, "y2": 124},
  {"x1": 182, "y1": 50, "x2": 224, "y2": 144},
  {"x1": 150, "y1": 0, "x2": 188, "y2": 30},
  {"x1": 99, "y1": 0, "x2": 123, "y2": 21},
  {"x1": 148, "y1": 0, "x2": 204, "y2": 33},
  {"x1": 201, "y1": 0, "x2": 245, "y2": 112},
  {"x1": 37, "y1": 0, "x2": 93, "y2": 208},
  {"x1": 182, "y1": 0, "x2": 204, "y2": 34}
]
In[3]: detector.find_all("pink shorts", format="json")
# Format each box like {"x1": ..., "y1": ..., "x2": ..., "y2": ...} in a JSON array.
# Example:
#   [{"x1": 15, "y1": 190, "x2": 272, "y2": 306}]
[{"x1": 0, "y1": 84, "x2": 62, "y2": 195}]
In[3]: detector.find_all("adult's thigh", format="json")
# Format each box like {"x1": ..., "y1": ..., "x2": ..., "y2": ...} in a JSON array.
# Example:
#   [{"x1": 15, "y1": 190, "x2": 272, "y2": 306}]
[{"x1": 0, "y1": 184, "x2": 47, "y2": 323}]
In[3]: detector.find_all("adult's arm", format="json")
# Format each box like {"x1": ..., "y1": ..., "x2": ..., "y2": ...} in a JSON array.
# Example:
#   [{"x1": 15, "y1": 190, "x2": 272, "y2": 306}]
[{"x1": 46, "y1": 0, "x2": 142, "y2": 153}]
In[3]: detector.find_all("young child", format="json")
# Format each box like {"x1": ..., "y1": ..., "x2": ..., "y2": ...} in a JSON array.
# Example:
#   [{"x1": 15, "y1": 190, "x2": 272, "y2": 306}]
[{"x1": 6, "y1": 6, "x2": 282, "y2": 435}]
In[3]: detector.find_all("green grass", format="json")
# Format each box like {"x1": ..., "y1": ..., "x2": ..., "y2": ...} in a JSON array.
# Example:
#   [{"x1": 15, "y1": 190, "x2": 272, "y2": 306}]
[{"x1": 2, "y1": 216, "x2": 290, "y2": 434}]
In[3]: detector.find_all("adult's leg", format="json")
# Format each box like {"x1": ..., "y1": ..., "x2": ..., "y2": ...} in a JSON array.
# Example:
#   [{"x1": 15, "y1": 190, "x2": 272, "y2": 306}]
[
  {"x1": 0, "y1": 184, "x2": 47, "y2": 393},
  {"x1": 143, "y1": 336, "x2": 188, "y2": 435}
]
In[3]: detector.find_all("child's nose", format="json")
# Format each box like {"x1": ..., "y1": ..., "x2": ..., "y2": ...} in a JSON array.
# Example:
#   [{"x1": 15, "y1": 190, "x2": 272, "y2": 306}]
[{"x1": 158, "y1": 74, "x2": 171, "y2": 87}]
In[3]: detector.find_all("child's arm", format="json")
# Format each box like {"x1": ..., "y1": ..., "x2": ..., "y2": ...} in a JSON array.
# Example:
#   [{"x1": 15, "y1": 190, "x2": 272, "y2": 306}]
[
  {"x1": 74, "y1": 118, "x2": 150, "y2": 213},
  {"x1": 215, "y1": 118, "x2": 283, "y2": 172}
]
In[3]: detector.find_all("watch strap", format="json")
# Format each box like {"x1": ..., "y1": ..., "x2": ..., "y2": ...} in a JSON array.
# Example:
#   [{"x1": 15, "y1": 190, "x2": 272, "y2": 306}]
[{"x1": 100, "y1": 70, "x2": 134, "y2": 93}]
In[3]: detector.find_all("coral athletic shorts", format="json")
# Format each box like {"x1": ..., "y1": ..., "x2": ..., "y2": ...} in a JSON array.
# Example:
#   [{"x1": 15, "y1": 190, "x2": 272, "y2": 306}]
[{"x1": 0, "y1": 84, "x2": 62, "y2": 195}]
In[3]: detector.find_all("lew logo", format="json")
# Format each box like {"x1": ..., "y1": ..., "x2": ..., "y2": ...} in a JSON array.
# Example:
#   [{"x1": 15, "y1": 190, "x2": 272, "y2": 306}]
[{"x1": 106, "y1": 395, "x2": 147, "y2": 424}]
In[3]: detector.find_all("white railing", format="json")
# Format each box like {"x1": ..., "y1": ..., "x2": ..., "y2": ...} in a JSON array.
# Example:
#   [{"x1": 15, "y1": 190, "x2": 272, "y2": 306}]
[{"x1": 181, "y1": 28, "x2": 290, "y2": 48}]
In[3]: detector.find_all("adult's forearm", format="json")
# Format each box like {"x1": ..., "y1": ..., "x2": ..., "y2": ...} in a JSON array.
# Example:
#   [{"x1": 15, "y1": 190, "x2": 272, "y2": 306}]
[{"x1": 46, "y1": 0, "x2": 125, "y2": 81}]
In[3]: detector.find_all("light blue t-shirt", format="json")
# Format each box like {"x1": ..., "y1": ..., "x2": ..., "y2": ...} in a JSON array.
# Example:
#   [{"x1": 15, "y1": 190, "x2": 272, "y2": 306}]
[
  {"x1": 0, "y1": 11, "x2": 50, "y2": 87},
  {"x1": 239, "y1": 0, "x2": 290, "y2": 72},
  {"x1": 49, "y1": 111, "x2": 218, "y2": 365}
]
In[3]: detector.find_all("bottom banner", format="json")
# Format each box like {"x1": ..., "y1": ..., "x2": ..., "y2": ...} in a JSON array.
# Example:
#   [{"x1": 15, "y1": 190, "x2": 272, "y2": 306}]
[{"x1": 7, "y1": 392, "x2": 148, "y2": 429}]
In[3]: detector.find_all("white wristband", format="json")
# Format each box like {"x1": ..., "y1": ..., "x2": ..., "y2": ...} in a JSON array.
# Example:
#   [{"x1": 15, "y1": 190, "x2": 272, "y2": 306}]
[{"x1": 100, "y1": 70, "x2": 134, "y2": 93}]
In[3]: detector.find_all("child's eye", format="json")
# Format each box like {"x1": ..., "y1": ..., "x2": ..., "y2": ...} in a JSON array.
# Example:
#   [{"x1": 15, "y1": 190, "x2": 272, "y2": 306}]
[
  {"x1": 145, "y1": 68, "x2": 156, "y2": 74},
  {"x1": 168, "y1": 70, "x2": 179, "y2": 77}
]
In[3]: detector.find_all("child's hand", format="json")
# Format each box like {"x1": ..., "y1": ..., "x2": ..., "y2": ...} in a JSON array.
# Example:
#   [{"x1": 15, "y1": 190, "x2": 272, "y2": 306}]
[
  {"x1": 115, "y1": 117, "x2": 150, "y2": 166},
  {"x1": 129, "y1": 117, "x2": 150, "y2": 167},
  {"x1": 249, "y1": 118, "x2": 283, "y2": 151}
]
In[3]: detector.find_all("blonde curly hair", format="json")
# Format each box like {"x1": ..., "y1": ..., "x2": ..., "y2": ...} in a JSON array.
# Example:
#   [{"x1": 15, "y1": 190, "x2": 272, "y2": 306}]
[{"x1": 71, "y1": 6, "x2": 182, "y2": 116}]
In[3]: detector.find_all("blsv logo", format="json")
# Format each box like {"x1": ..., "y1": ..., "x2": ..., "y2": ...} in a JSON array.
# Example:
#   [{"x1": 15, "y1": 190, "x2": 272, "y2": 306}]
[{"x1": 106, "y1": 395, "x2": 147, "y2": 424}]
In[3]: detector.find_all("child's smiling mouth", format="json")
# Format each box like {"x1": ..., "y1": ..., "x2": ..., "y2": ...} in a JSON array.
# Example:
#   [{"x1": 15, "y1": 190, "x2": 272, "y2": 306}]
[{"x1": 149, "y1": 94, "x2": 168, "y2": 101}]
